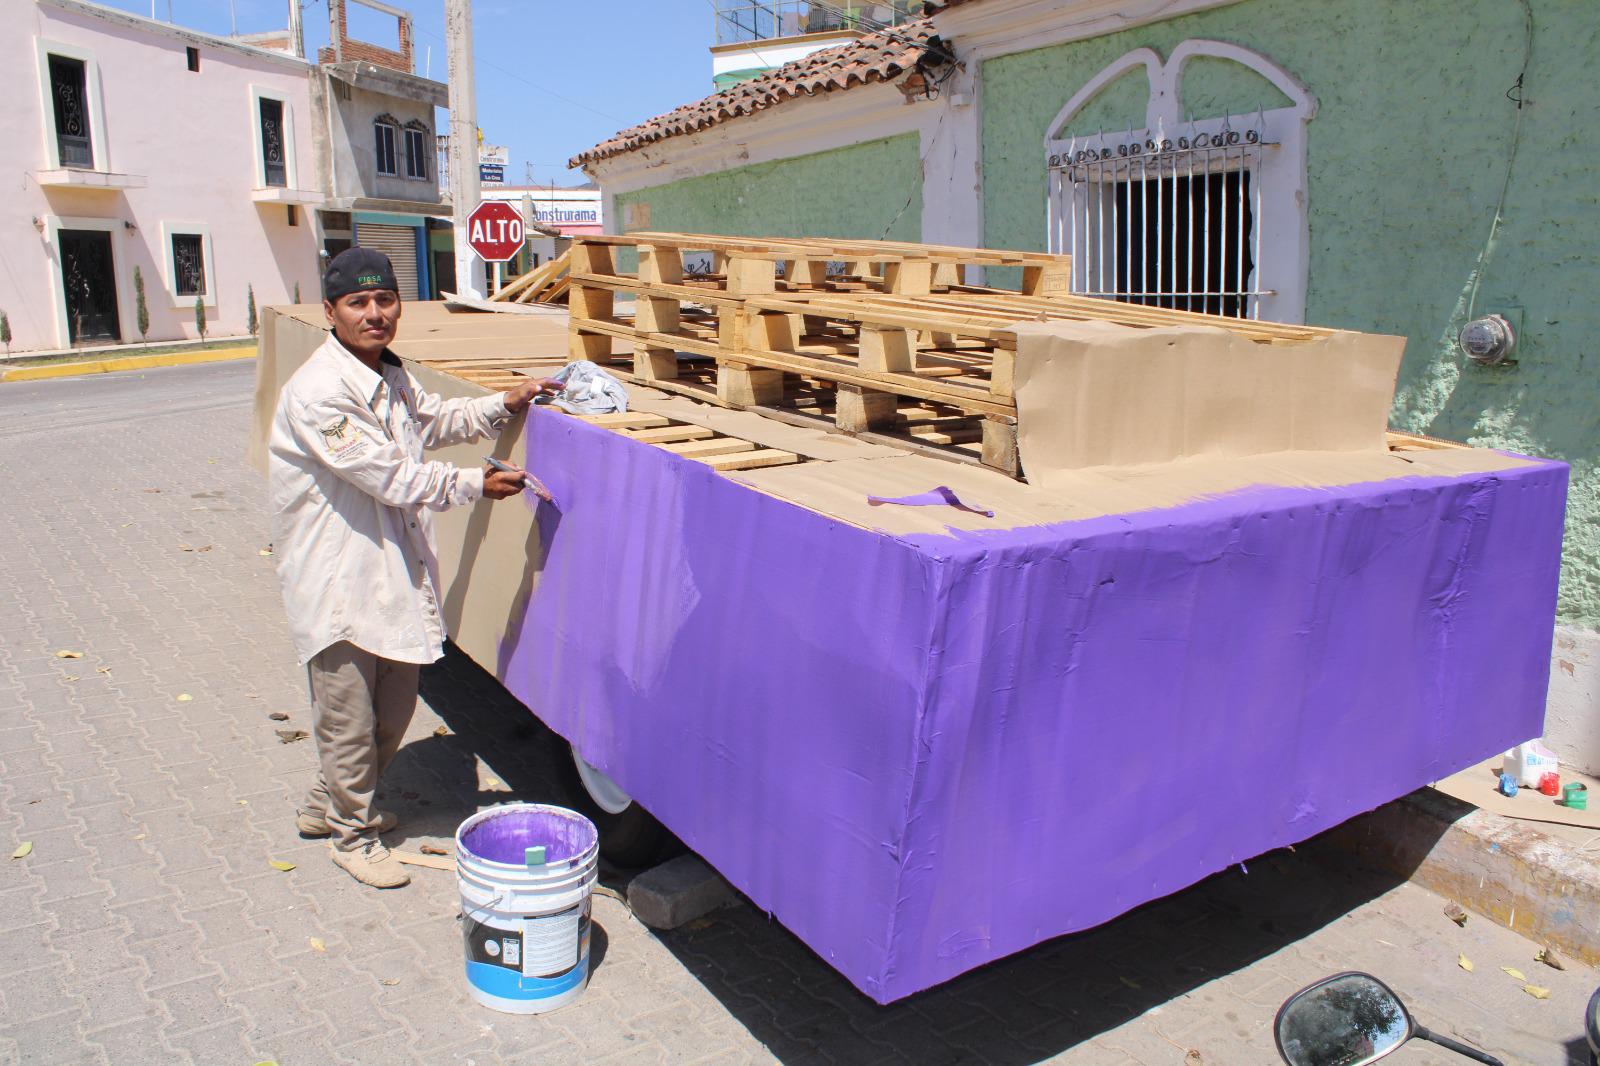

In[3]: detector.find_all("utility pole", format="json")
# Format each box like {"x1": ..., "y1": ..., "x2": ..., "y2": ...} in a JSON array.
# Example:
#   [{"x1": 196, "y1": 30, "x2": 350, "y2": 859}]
[
  {"x1": 445, "y1": 0, "x2": 484, "y2": 299},
  {"x1": 287, "y1": 0, "x2": 304, "y2": 59}
]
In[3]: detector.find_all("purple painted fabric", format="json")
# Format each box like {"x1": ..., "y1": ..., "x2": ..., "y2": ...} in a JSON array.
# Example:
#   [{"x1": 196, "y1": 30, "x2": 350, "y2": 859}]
[
  {"x1": 502, "y1": 416, "x2": 1567, "y2": 1002},
  {"x1": 867, "y1": 486, "x2": 995, "y2": 517}
]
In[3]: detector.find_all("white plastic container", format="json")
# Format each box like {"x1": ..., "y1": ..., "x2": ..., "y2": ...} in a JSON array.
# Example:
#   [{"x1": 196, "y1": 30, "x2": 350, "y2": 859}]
[
  {"x1": 455, "y1": 803, "x2": 599, "y2": 1014},
  {"x1": 1504, "y1": 741, "x2": 1559, "y2": 790}
]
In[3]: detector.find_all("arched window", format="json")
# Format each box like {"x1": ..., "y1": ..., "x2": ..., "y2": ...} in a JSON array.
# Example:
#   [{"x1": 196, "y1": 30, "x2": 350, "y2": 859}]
[
  {"x1": 373, "y1": 113, "x2": 400, "y2": 176},
  {"x1": 1045, "y1": 41, "x2": 1315, "y2": 322},
  {"x1": 403, "y1": 119, "x2": 430, "y2": 180}
]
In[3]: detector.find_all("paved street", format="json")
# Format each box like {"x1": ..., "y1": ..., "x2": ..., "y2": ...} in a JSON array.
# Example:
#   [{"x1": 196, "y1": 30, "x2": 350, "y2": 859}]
[{"x1": 0, "y1": 359, "x2": 1593, "y2": 1065}]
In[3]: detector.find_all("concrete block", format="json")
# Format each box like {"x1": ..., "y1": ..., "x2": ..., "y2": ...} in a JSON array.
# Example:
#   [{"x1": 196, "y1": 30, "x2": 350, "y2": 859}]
[{"x1": 626, "y1": 853, "x2": 737, "y2": 930}]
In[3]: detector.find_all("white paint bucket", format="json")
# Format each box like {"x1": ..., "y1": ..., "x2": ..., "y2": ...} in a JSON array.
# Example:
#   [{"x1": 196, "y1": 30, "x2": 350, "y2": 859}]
[{"x1": 455, "y1": 803, "x2": 599, "y2": 1014}]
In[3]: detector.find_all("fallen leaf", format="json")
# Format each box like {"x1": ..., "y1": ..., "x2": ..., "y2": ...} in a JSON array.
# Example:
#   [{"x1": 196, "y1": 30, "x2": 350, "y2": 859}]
[
  {"x1": 252, "y1": 1061, "x2": 280, "y2": 1066},
  {"x1": 1184, "y1": 1051, "x2": 1204, "y2": 1066},
  {"x1": 275, "y1": 729, "x2": 310, "y2": 744},
  {"x1": 483, "y1": 777, "x2": 505, "y2": 790},
  {"x1": 11, "y1": 842, "x2": 32, "y2": 859},
  {"x1": 1501, "y1": 966, "x2": 1527, "y2": 981},
  {"x1": 433, "y1": 726, "x2": 450, "y2": 737},
  {"x1": 55, "y1": 650, "x2": 83, "y2": 659},
  {"x1": 197, "y1": 544, "x2": 213, "y2": 552},
  {"x1": 1443, "y1": 902, "x2": 1468, "y2": 927},
  {"x1": 258, "y1": 548, "x2": 274, "y2": 556},
  {"x1": 1459, "y1": 954, "x2": 1473, "y2": 972},
  {"x1": 419, "y1": 844, "x2": 449, "y2": 856},
  {"x1": 268, "y1": 712, "x2": 290, "y2": 722},
  {"x1": 269, "y1": 860, "x2": 296, "y2": 872},
  {"x1": 237, "y1": 800, "x2": 249, "y2": 806},
  {"x1": 381, "y1": 978, "x2": 401, "y2": 986},
  {"x1": 96, "y1": 666, "x2": 112, "y2": 674},
  {"x1": 177, "y1": 693, "x2": 194, "y2": 702},
  {"x1": 308, "y1": 937, "x2": 325, "y2": 952},
  {"x1": 63, "y1": 675, "x2": 79, "y2": 682},
  {"x1": 1537, "y1": 946, "x2": 1566, "y2": 971},
  {"x1": 133, "y1": 833, "x2": 146, "y2": 840},
  {"x1": 179, "y1": 544, "x2": 194, "y2": 552},
  {"x1": 1523, "y1": 984, "x2": 1551, "y2": 1000}
]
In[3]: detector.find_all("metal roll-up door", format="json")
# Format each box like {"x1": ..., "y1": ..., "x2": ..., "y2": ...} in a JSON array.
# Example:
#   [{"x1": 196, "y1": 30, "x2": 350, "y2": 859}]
[{"x1": 355, "y1": 222, "x2": 420, "y2": 300}]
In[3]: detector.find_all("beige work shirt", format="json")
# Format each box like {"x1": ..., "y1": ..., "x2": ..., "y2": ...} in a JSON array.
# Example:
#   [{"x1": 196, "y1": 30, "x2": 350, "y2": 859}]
[{"x1": 269, "y1": 333, "x2": 511, "y2": 665}]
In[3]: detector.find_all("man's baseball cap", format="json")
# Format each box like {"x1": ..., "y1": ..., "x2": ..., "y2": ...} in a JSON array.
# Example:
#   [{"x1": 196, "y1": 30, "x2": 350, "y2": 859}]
[{"x1": 323, "y1": 247, "x2": 399, "y2": 302}]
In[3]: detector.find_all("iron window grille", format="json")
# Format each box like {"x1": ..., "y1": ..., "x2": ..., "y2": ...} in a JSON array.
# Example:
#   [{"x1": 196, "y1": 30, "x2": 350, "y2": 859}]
[
  {"x1": 48, "y1": 54, "x2": 93, "y2": 169},
  {"x1": 259, "y1": 97, "x2": 287, "y2": 187},
  {"x1": 1049, "y1": 116, "x2": 1270, "y2": 320},
  {"x1": 374, "y1": 120, "x2": 398, "y2": 176},
  {"x1": 171, "y1": 234, "x2": 205, "y2": 297}
]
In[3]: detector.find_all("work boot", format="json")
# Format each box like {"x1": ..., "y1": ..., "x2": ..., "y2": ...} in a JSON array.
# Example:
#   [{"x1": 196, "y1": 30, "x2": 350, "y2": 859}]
[
  {"x1": 331, "y1": 840, "x2": 410, "y2": 889},
  {"x1": 296, "y1": 809, "x2": 398, "y2": 837}
]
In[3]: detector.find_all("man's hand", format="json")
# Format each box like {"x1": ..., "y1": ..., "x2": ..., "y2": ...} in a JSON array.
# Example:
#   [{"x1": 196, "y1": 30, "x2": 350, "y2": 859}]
[
  {"x1": 502, "y1": 377, "x2": 564, "y2": 414},
  {"x1": 484, "y1": 464, "x2": 529, "y2": 500}
]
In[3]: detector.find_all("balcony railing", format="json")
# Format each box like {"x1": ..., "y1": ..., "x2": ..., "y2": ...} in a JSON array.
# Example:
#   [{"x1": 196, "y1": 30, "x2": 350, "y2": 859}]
[{"x1": 712, "y1": 0, "x2": 920, "y2": 45}]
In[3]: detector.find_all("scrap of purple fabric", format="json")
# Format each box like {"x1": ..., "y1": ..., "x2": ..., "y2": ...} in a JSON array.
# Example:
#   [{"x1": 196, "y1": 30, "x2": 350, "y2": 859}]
[{"x1": 866, "y1": 486, "x2": 995, "y2": 518}]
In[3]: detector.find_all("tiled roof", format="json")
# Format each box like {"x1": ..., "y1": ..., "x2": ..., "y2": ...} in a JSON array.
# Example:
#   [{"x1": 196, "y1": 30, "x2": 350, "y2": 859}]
[{"x1": 570, "y1": 18, "x2": 940, "y2": 168}]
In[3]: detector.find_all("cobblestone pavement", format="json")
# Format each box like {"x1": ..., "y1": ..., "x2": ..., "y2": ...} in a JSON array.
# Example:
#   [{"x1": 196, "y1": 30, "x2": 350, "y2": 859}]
[{"x1": 1, "y1": 360, "x2": 1593, "y2": 1066}]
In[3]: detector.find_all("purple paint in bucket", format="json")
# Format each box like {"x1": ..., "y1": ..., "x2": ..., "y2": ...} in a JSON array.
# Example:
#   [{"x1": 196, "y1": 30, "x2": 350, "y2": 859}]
[
  {"x1": 455, "y1": 804, "x2": 599, "y2": 1014},
  {"x1": 459, "y1": 805, "x2": 597, "y2": 866}
]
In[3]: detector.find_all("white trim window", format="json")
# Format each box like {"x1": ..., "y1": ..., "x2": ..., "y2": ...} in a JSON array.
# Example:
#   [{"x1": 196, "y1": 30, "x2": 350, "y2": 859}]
[
  {"x1": 35, "y1": 39, "x2": 110, "y2": 172},
  {"x1": 1045, "y1": 41, "x2": 1316, "y2": 323},
  {"x1": 374, "y1": 116, "x2": 399, "y2": 176},
  {"x1": 249, "y1": 86, "x2": 298, "y2": 190},
  {"x1": 160, "y1": 223, "x2": 217, "y2": 308},
  {"x1": 403, "y1": 121, "x2": 428, "y2": 180}
]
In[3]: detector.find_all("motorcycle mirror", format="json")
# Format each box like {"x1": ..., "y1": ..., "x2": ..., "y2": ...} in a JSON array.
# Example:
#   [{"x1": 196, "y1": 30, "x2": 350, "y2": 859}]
[{"x1": 1275, "y1": 972, "x2": 1415, "y2": 1066}]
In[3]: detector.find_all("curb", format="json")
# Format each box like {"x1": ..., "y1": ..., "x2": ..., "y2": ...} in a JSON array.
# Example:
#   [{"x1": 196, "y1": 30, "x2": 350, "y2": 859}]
[
  {"x1": 1, "y1": 344, "x2": 257, "y2": 382},
  {"x1": 1318, "y1": 787, "x2": 1600, "y2": 965}
]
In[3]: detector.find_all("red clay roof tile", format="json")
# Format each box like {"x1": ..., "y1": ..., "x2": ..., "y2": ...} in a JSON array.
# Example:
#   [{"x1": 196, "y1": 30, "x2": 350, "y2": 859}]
[{"x1": 570, "y1": 17, "x2": 939, "y2": 169}]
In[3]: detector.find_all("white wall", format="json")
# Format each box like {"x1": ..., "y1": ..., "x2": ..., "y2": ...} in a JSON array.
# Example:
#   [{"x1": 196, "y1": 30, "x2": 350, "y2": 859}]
[{"x1": 0, "y1": 0, "x2": 321, "y2": 351}]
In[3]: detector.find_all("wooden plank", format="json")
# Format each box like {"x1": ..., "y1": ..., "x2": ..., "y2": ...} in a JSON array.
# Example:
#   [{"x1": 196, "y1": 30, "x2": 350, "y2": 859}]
[
  {"x1": 657, "y1": 438, "x2": 756, "y2": 458},
  {"x1": 582, "y1": 412, "x2": 671, "y2": 429},
  {"x1": 695, "y1": 448, "x2": 799, "y2": 471},
  {"x1": 628, "y1": 424, "x2": 715, "y2": 444}
]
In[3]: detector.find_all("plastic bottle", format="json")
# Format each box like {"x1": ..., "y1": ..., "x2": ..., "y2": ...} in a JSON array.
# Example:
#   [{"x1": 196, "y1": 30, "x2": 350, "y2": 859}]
[{"x1": 1504, "y1": 741, "x2": 1559, "y2": 790}]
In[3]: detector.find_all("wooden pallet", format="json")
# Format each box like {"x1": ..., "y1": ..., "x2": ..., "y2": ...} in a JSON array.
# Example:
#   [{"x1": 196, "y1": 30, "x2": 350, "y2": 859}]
[{"x1": 487, "y1": 250, "x2": 571, "y2": 305}]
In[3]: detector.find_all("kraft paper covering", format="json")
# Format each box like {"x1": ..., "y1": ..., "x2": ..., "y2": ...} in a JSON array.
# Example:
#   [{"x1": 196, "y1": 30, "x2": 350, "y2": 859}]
[{"x1": 1009, "y1": 320, "x2": 1405, "y2": 483}]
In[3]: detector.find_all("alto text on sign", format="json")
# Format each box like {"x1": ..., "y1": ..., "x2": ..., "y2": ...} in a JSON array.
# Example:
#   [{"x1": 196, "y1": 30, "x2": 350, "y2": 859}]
[{"x1": 466, "y1": 201, "x2": 524, "y2": 262}]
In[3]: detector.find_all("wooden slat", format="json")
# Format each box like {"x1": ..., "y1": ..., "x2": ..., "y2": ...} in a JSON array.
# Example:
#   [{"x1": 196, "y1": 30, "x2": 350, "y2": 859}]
[
  {"x1": 581, "y1": 412, "x2": 671, "y2": 429},
  {"x1": 627, "y1": 424, "x2": 716, "y2": 444},
  {"x1": 657, "y1": 438, "x2": 756, "y2": 458},
  {"x1": 694, "y1": 448, "x2": 799, "y2": 471}
]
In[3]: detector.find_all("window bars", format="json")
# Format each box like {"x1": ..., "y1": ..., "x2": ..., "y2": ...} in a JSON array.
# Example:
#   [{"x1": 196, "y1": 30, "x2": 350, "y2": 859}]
[{"x1": 1049, "y1": 118, "x2": 1271, "y2": 319}]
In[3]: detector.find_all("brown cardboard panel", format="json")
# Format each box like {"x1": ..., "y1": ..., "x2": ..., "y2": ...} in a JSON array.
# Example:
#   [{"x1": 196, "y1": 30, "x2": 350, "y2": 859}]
[
  {"x1": 1009, "y1": 320, "x2": 1406, "y2": 486},
  {"x1": 735, "y1": 445, "x2": 1535, "y2": 537}
]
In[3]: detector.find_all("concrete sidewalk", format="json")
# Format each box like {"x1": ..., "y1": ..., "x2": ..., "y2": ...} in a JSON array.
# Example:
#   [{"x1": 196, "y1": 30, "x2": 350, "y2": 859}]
[{"x1": 1, "y1": 359, "x2": 1593, "y2": 1065}]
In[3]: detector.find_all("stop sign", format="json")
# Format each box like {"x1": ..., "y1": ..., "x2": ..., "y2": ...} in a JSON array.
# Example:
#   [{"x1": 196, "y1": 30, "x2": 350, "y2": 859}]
[{"x1": 466, "y1": 200, "x2": 524, "y2": 262}]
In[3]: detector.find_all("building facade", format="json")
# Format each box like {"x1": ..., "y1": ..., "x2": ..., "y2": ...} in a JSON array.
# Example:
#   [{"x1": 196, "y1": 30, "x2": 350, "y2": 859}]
[
  {"x1": 574, "y1": 0, "x2": 1600, "y2": 772},
  {"x1": 1, "y1": 0, "x2": 324, "y2": 351},
  {"x1": 0, "y1": 0, "x2": 448, "y2": 354}
]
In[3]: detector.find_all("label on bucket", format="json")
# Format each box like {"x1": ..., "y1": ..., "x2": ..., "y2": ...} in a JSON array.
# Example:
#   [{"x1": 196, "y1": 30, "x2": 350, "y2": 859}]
[{"x1": 522, "y1": 902, "x2": 584, "y2": 977}]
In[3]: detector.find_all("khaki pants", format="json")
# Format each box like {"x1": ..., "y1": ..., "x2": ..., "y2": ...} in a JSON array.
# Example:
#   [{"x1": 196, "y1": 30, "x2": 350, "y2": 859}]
[{"x1": 301, "y1": 641, "x2": 420, "y2": 851}]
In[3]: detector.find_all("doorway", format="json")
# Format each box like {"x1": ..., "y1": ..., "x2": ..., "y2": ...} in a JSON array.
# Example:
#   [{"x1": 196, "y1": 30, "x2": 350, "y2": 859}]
[{"x1": 58, "y1": 229, "x2": 120, "y2": 345}]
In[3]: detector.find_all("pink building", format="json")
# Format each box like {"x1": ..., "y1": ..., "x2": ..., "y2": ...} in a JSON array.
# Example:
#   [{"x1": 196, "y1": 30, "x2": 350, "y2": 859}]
[{"x1": 0, "y1": 0, "x2": 446, "y2": 353}]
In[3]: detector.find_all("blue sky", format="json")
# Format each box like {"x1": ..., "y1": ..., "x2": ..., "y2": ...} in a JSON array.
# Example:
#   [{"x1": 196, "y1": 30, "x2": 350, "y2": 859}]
[{"x1": 98, "y1": 0, "x2": 714, "y2": 185}]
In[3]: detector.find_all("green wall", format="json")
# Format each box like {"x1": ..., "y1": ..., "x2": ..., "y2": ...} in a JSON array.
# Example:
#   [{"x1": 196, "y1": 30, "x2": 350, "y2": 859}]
[
  {"x1": 614, "y1": 134, "x2": 923, "y2": 245},
  {"x1": 981, "y1": 0, "x2": 1600, "y2": 626}
]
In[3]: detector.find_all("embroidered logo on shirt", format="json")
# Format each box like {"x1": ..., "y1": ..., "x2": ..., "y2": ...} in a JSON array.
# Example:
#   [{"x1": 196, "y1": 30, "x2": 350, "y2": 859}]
[{"x1": 318, "y1": 415, "x2": 369, "y2": 459}]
